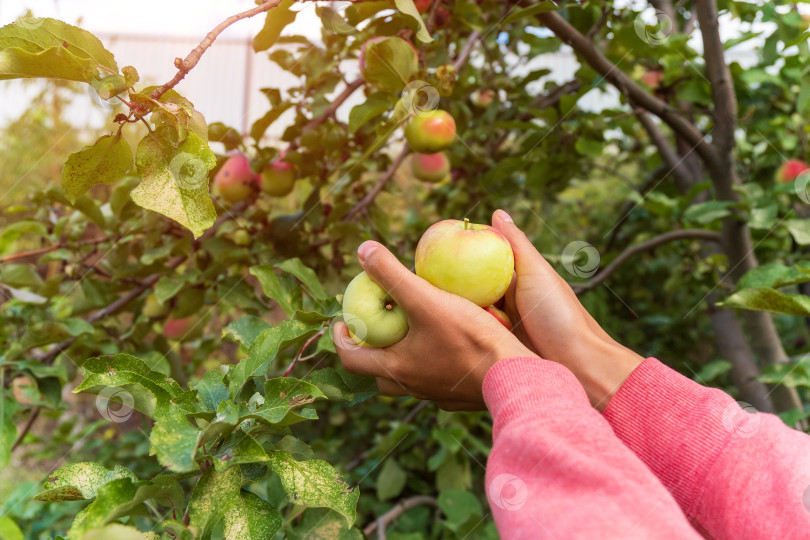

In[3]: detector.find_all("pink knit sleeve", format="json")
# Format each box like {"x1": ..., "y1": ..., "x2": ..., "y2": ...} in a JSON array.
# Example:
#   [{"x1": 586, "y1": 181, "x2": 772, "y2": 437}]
[
  {"x1": 482, "y1": 357, "x2": 702, "y2": 539},
  {"x1": 603, "y1": 358, "x2": 810, "y2": 539}
]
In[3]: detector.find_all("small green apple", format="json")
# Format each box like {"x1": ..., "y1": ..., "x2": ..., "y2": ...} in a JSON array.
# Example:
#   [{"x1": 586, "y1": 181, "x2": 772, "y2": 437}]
[
  {"x1": 411, "y1": 152, "x2": 450, "y2": 183},
  {"x1": 143, "y1": 294, "x2": 168, "y2": 318},
  {"x1": 261, "y1": 153, "x2": 297, "y2": 197},
  {"x1": 214, "y1": 153, "x2": 259, "y2": 203},
  {"x1": 415, "y1": 218, "x2": 514, "y2": 307},
  {"x1": 405, "y1": 110, "x2": 456, "y2": 153},
  {"x1": 484, "y1": 305, "x2": 513, "y2": 331},
  {"x1": 342, "y1": 271, "x2": 409, "y2": 347}
]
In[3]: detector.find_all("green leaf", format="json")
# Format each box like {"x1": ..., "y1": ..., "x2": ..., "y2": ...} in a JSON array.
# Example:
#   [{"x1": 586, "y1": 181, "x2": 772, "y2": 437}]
[
  {"x1": 150, "y1": 407, "x2": 202, "y2": 473},
  {"x1": 360, "y1": 36, "x2": 419, "y2": 92},
  {"x1": 223, "y1": 316, "x2": 271, "y2": 348},
  {"x1": 68, "y1": 477, "x2": 179, "y2": 538},
  {"x1": 737, "y1": 262, "x2": 810, "y2": 290},
  {"x1": 248, "y1": 378, "x2": 326, "y2": 424},
  {"x1": 438, "y1": 490, "x2": 482, "y2": 527},
  {"x1": 79, "y1": 524, "x2": 159, "y2": 540},
  {"x1": 249, "y1": 265, "x2": 302, "y2": 315},
  {"x1": 229, "y1": 320, "x2": 320, "y2": 399},
  {"x1": 212, "y1": 432, "x2": 269, "y2": 472},
  {"x1": 349, "y1": 93, "x2": 393, "y2": 133},
  {"x1": 758, "y1": 357, "x2": 810, "y2": 388},
  {"x1": 0, "y1": 263, "x2": 43, "y2": 288},
  {"x1": 154, "y1": 275, "x2": 187, "y2": 304},
  {"x1": 276, "y1": 258, "x2": 328, "y2": 299},
  {"x1": 287, "y1": 509, "x2": 363, "y2": 540},
  {"x1": 0, "y1": 517, "x2": 24, "y2": 540},
  {"x1": 683, "y1": 201, "x2": 734, "y2": 224},
  {"x1": 131, "y1": 127, "x2": 216, "y2": 239},
  {"x1": 194, "y1": 371, "x2": 229, "y2": 413},
  {"x1": 223, "y1": 492, "x2": 282, "y2": 539},
  {"x1": 574, "y1": 137, "x2": 602, "y2": 157},
  {"x1": 785, "y1": 219, "x2": 810, "y2": 245},
  {"x1": 33, "y1": 462, "x2": 137, "y2": 502},
  {"x1": 188, "y1": 467, "x2": 242, "y2": 540},
  {"x1": 267, "y1": 452, "x2": 359, "y2": 527},
  {"x1": 62, "y1": 134, "x2": 132, "y2": 204},
  {"x1": 306, "y1": 368, "x2": 355, "y2": 401},
  {"x1": 254, "y1": 0, "x2": 297, "y2": 52},
  {"x1": 73, "y1": 354, "x2": 183, "y2": 418},
  {"x1": 0, "y1": 18, "x2": 117, "y2": 82},
  {"x1": 376, "y1": 458, "x2": 407, "y2": 501},
  {"x1": 394, "y1": 0, "x2": 432, "y2": 43},
  {"x1": 0, "y1": 399, "x2": 17, "y2": 468},
  {"x1": 0, "y1": 221, "x2": 48, "y2": 254},
  {"x1": 721, "y1": 287, "x2": 810, "y2": 316}
]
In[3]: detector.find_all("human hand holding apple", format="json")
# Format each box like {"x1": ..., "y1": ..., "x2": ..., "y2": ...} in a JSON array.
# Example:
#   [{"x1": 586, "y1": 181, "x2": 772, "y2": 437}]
[{"x1": 335, "y1": 240, "x2": 533, "y2": 410}]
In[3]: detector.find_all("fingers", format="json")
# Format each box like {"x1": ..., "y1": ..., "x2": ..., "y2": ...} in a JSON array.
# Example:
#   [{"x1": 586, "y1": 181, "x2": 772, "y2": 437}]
[
  {"x1": 357, "y1": 241, "x2": 426, "y2": 311},
  {"x1": 333, "y1": 322, "x2": 396, "y2": 379},
  {"x1": 491, "y1": 209, "x2": 553, "y2": 278},
  {"x1": 376, "y1": 377, "x2": 408, "y2": 396}
]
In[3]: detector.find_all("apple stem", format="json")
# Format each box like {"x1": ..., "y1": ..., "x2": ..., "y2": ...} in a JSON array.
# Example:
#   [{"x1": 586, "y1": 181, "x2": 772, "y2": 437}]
[
  {"x1": 463, "y1": 217, "x2": 471, "y2": 230},
  {"x1": 385, "y1": 303, "x2": 393, "y2": 311}
]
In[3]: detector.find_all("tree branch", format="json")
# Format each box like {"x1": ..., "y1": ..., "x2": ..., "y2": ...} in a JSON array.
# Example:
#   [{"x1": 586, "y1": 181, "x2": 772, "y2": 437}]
[
  {"x1": 10, "y1": 406, "x2": 40, "y2": 453},
  {"x1": 0, "y1": 237, "x2": 108, "y2": 264},
  {"x1": 363, "y1": 496, "x2": 439, "y2": 538},
  {"x1": 344, "y1": 146, "x2": 410, "y2": 221},
  {"x1": 573, "y1": 229, "x2": 723, "y2": 294},
  {"x1": 454, "y1": 31, "x2": 482, "y2": 71},
  {"x1": 635, "y1": 111, "x2": 696, "y2": 190},
  {"x1": 288, "y1": 78, "x2": 365, "y2": 151},
  {"x1": 149, "y1": 0, "x2": 281, "y2": 101},
  {"x1": 695, "y1": 0, "x2": 737, "y2": 157},
  {"x1": 534, "y1": 10, "x2": 721, "y2": 172}
]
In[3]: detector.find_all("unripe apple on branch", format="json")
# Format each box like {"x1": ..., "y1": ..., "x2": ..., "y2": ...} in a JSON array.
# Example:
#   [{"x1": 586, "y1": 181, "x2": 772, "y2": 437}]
[
  {"x1": 214, "y1": 153, "x2": 259, "y2": 203},
  {"x1": 411, "y1": 152, "x2": 451, "y2": 183},
  {"x1": 405, "y1": 110, "x2": 456, "y2": 153},
  {"x1": 261, "y1": 152, "x2": 297, "y2": 197}
]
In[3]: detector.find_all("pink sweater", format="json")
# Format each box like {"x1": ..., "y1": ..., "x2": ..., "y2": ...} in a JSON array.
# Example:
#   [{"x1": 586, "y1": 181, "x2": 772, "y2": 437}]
[{"x1": 483, "y1": 357, "x2": 810, "y2": 539}]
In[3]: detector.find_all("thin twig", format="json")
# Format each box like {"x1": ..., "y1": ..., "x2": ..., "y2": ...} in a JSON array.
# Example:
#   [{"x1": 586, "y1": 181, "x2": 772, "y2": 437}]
[
  {"x1": 149, "y1": 0, "x2": 281, "y2": 101},
  {"x1": 282, "y1": 329, "x2": 326, "y2": 377},
  {"x1": 11, "y1": 407, "x2": 40, "y2": 452},
  {"x1": 0, "y1": 237, "x2": 108, "y2": 264},
  {"x1": 572, "y1": 229, "x2": 723, "y2": 295},
  {"x1": 363, "y1": 496, "x2": 439, "y2": 538},
  {"x1": 343, "y1": 147, "x2": 410, "y2": 221}
]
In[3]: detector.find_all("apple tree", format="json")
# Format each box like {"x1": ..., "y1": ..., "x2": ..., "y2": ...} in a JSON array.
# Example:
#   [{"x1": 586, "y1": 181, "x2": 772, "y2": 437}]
[{"x1": 1, "y1": 0, "x2": 810, "y2": 538}]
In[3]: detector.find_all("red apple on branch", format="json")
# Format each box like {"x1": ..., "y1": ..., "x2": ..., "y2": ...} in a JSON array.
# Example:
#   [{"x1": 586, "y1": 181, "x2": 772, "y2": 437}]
[
  {"x1": 776, "y1": 159, "x2": 809, "y2": 183},
  {"x1": 411, "y1": 152, "x2": 450, "y2": 183},
  {"x1": 214, "y1": 153, "x2": 259, "y2": 203},
  {"x1": 405, "y1": 110, "x2": 456, "y2": 153}
]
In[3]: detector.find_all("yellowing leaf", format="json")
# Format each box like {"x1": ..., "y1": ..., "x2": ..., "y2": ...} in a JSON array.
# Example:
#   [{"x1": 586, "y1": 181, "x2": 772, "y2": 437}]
[{"x1": 62, "y1": 134, "x2": 133, "y2": 204}]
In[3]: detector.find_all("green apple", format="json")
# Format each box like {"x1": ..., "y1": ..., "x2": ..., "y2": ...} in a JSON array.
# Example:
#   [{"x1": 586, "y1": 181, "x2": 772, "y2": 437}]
[
  {"x1": 342, "y1": 271, "x2": 409, "y2": 347},
  {"x1": 214, "y1": 153, "x2": 258, "y2": 203},
  {"x1": 404, "y1": 110, "x2": 456, "y2": 153},
  {"x1": 261, "y1": 153, "x2": 297, "y2": 196},
  {"x1": 411, "y1": 152, "x2": 450, "y2": 183},
  {"x1": 143, "y1": 294, "x2": 168, "y2": 318},
  {"x1": 484, "y1": 305, "x2": 513, "y2": 331},
  {"x1": 471, "y1": 89, "x2": 496, "y2": 109},
  {"x1": 415, "y1": 218, "x2": 514, "y2": 307}
]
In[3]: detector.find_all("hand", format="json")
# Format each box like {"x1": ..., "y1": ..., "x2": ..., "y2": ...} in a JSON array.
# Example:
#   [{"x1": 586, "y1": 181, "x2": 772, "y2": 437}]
[
  {"x1": 333, "y1": 240, "x2": 535, "y2": 410},
  {"x1": 492, "y1": 209, "x2": 644, "y2": 410}
]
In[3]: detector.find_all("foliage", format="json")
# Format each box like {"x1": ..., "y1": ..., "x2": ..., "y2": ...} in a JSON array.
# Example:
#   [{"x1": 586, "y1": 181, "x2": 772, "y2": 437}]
[{"x1": 2, "y1": 0, "x2": 810, "y2": 538}]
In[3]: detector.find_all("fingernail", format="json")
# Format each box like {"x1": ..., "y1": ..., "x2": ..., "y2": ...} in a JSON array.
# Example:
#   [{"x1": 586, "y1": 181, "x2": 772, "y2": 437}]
[
  {"x1": 358, "y1": 241, "x2": 378, "y2": 262},
  {"x1": 498, "y1": 209, "x2": 513, "y2": 223}
]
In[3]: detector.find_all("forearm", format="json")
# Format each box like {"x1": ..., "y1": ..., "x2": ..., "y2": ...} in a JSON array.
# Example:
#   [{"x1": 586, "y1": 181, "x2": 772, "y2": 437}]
[
  {"x1": 603, "y1": 358, "x2": 810, "y2": 539},
  {"x1": 483, "y1": 357, "x2": 701, "y2": 539}
]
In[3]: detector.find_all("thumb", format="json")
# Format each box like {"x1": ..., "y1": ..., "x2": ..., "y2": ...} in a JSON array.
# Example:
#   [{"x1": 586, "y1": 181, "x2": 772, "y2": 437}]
[{"x1": 357, "y1": 241, "x2": 423, "y2": 311}]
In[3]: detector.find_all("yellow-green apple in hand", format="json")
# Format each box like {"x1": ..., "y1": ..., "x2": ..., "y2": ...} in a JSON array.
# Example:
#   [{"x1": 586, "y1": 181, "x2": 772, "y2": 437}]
[
  {"x1": 492, "y1": 209, "x2": 643, "y2": 410},
  {"x1": 333, "y1": 241, "x2": 533, "y2": 410},
  {"x1": 415, "y1": 218, "x2": 514, "y2": 307},
  {"x1": 342, "y1": 271, "x2": 409, "y2": 347}
]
